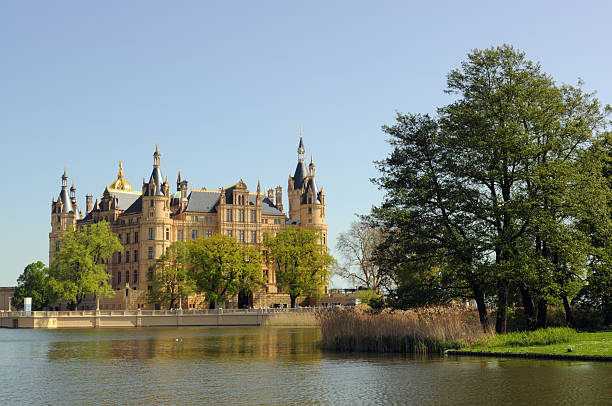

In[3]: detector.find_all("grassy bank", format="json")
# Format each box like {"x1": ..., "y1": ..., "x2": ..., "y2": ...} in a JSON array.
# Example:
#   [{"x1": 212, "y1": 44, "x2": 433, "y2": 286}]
[
  {"x1": 464, "y1": 328, "x2": 612, "y2": 357},
  {"x1": 317, "y1": 307, "x2": 484, "y2": 354}
]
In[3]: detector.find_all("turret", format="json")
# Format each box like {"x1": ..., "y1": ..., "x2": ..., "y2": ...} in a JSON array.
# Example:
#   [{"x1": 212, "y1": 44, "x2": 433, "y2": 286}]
[
  {"x1": 49, "y1": 169, "x2": 77, "y2": 263},
  {"x1": 275, "y1": 186, "x2": 284, "y2": 213},
  {"x1": 86, "y1": 194, "x2": 93, "y2": 214}
]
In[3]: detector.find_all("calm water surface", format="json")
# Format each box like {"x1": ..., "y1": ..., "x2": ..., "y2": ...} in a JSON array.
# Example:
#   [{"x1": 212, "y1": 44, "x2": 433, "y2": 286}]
[{"x1": 0, "y1": 327, "x2": 610, "y2": 405}]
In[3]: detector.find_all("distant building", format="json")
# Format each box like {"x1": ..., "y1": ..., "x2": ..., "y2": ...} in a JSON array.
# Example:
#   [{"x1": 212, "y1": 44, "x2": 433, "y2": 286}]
[{"x1": 49, "y1": 135, "x2": 328, "y2": 309}]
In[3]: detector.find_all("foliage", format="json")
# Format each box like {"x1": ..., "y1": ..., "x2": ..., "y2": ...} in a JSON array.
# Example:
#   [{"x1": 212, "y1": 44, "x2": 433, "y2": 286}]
[
  {"x1": 371, "y1": 44, "x2": 612, "y2": 333},
  {"x1": 265, "y1": 226, "x2": 335, "y2": 308},
  {"x1": 188, "y1": 233, "x2": 262, "y2": 309},
  {"x1": 335, "y1": 219, "x2": 389, "y2": 293},
  {"x1": 12, "y1": 261, "x2": 52, "y2": 310},
  {"x1": 356, "y1": 289, "x2": 382, "y2": 306},
  {"x1": 48, "y1": 221, "x2": 120, "y2": 310},
  {"x1": 147, "y1": 241, "x2": 196, "y2": 309}
]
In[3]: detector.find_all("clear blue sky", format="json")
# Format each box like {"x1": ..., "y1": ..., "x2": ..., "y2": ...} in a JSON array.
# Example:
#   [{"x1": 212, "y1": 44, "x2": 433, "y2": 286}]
[{"x1": 1, "y1": 1, "x2": 611, "y2": 287}]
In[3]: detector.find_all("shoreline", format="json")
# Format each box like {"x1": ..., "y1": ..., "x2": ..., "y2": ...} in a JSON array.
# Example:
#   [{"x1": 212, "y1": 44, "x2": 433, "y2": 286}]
[{"x1": 446, "y1": 349, "x2": 612, "y2": 362}]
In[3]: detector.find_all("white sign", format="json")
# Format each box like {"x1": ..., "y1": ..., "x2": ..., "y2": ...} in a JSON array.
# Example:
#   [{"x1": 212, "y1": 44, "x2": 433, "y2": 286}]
[{"x1": 24, "y1": 297, "x2": 32, "y2": 314}]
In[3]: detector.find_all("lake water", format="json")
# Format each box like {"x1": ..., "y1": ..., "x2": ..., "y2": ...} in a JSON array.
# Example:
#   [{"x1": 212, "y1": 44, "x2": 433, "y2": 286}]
[{"x1": 0, "y1": 327, "x2": 610, "y2": 405}]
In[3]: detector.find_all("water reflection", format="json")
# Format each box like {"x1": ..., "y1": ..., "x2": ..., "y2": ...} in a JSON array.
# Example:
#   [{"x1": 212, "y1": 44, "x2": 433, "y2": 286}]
[{"x1": 0, "y1": 327, "x2": 610, "y2": 405}]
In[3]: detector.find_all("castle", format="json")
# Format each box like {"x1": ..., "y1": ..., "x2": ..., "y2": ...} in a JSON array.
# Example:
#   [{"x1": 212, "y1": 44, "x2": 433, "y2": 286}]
[{"x1": 49, "y1": 135, "x2": 328, "y2": 310}]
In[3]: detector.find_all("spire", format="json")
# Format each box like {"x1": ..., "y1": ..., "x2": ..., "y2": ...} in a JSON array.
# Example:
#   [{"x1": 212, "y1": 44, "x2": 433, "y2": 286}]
[
  {"x1": 309, "y1": 154, "x2": 315, "y2": 176},
  {"x1": 257, "y1": 177, "x2": 261, "y2": 194},
  {"x1": 177, "y1": 169, "x2": 182, "y2": 184},
  {"x1": 297, "y1": 126, "x2": 305, "y2": 162},
  {"x1": 153, "y1": 144, "x2": 161, "y2": 168},
  {"x1": 62, "y1": 168, "x2": 68, "y2": 189}
]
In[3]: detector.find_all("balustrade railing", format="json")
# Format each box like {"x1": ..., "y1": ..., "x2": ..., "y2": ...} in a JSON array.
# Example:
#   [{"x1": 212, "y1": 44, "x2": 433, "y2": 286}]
[{"x1": 0, "y1": 307, "x2": 322, "y2": 318}]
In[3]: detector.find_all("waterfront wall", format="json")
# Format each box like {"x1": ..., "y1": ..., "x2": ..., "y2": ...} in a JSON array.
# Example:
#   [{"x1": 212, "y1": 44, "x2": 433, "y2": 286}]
[{"x1": 0, "y1": 308, "x2": 318, "y2": 329}]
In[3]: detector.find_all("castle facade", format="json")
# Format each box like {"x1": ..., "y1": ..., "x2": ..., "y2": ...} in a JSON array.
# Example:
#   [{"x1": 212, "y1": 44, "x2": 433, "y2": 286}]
[{"x1": 49, "y1": 136, "x2": 327, "y2": 309}]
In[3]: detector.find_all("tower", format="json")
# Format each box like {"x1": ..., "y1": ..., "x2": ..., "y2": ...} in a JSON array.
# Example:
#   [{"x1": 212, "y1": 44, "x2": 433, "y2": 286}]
[
  {"x1": 141, "y1": 145, "x2": 172, "y2": 277},
  {"x1": 288, "y1": 129, "x2": 308, "y2": 223},
  {"x1": 49, "y1": 169, "x2": 77, "y2": 263}
]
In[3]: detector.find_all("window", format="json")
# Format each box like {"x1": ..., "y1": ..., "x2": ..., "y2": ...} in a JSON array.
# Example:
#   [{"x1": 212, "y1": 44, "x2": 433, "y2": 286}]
[
  {"x1": 126, "y1": 233, "x2": 130, "y2": 244},
  {"x1": 117, "y1": 272, "x2": 122, "y2": 284},
  {"x1": 227, "y1": 230, "x2": 233, "y2": 237},
  {"x1": 149, "y1": 211, "x2": 154, "y2": 218},
  {"x1": 239, "y1": 230, "x2": 245, "y2": 242},
  {"x1": 57, "y1": 216, "x2": 61, "y2": 223},
  {"x1": 148, "y1": 247, "x2": 153, "y2": 259},
  {"x1": 55, "y1": 241, "x2": 60, "y2": 251},
  {"x1": 148, "y1": 228, "x2": 154, "y2": 240},
  {"x1": 134, "y1": 232, "x2": 139, "y2": 243},
  {"x1": 308, "y1": 219, "x2": 312, "y2": 223},
  {"x1": 118, "y1": 252, "x2": 122, "y2": 264},
  {"x1": 250, "y1": 210, "x2": 256, "y2": 223},
  {"x1": 192, "y1": 230, "x2": 198, "y2": 240},
  {"x1": 177, "y1": 229, "x2": 183, "y2": 241},
  {"x1": 308, "y1": 197, "x2": 312, "y2": 204},
  {"x1": 126, "y1": 271, "x2": 130, "y2": 283},
  {"x1": 308, "y1": 208, "x2": 312, "y2": 214},
  {"x1": 226, "y1": 209, "x2": 233, "y2": 222},
  {"x1": 323, "y1": 234, "x2": 326, "y2": 244},
  {"x1": 134, "y1": 250, "x2": 138, "y2": 262},
  {"x1": 238, "y1": 209, "x2": 245, "y2": 222},
  {"x1": 126, "y1": 251, "x2": 130, "y2": 263},
  {"x1": 150, "y1": 200, "x2": 155, "y2": 207},
  {"x1": 251, "y1": 231, "x2": 257, "y2": 243},
  {"x1": 166, "y1": 229, "x2": 170, "y2": 240},
  {"x1": 118, "y1": 234, "x2": 122, "y2": 243},
  {"x1": 206, "y1": 230, "x2": 212, "y2": 238},
  {"x1": 133, "y1": 270, "x2": 138, "y2": 283}
]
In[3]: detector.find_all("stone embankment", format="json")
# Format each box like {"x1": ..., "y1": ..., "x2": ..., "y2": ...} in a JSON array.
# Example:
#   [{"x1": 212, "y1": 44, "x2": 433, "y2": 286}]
[{"x1": 0, "y1": 308, "x2": 319, "y2": 329}]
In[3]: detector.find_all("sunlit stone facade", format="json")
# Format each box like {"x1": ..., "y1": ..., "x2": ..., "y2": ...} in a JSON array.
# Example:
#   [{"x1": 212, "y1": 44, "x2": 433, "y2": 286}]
[{"x1": 49, "y1": 136, "x2": 327, "y2": 309}]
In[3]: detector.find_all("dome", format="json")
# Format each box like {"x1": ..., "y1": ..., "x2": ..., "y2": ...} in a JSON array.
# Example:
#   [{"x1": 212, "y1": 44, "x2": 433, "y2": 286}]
[{"x1": 108, "y1": 161, "x2": 134, "y2": 192}]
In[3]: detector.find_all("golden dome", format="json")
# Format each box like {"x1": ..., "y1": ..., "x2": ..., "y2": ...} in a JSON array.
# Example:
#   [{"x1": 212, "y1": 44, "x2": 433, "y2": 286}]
[{"x1": 109, "y1": 161, "x2": 134, "y2": 192}]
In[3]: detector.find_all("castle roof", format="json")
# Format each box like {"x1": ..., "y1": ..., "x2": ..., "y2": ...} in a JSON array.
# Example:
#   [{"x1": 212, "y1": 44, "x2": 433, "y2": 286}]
[
  {"x1": 184, "y1": 188, "x2": 284, "y2": 216},
  {"x1": 301, "y1": 176, "x2": 321, "y2": 204},
  {"x1": 293, "y1": 161, "x2": 308, "y2": 190}
]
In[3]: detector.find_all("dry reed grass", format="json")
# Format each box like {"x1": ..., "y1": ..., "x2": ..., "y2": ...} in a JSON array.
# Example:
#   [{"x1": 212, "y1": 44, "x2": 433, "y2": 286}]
[
  {"x1": 263, "y1": 312, "x2": 319, "y2": 326},
  {"x1": 317, "y1": 307, "x2": 485, "y2": 353}
]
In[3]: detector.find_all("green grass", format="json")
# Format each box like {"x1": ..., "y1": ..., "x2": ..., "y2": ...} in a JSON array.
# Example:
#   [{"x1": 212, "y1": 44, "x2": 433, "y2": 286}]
[{"x1": 464, "y1": 328, "x2": 612, "y2": 357}]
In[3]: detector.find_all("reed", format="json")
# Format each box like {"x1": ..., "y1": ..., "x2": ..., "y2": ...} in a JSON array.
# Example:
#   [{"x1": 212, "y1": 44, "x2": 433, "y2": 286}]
[{"x1": 317, "y1": 307, "x2": 485, "y2": 353}]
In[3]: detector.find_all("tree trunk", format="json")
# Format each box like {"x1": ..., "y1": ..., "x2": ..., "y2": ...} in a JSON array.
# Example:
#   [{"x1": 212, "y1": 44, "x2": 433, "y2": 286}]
[
  {"x1": 495, "y1": 281, "x2": 509, "y2": 334},
  {"x1": 536, "y1": 298, "x2": 547, "y2": 329},
  {"x1": 561, "y1": 295, "x2": 574, "y2": 327},
  {"x1": 519, "y1": 284, "x2": 537, "y2": 330},
  {"x1": 290, "y1": 295, "x2": 297, "y2": 309},
  {"x1": 96, "y1": 295, "x2": 100, "y2": 311},
  {"x1": 603, "y1": 305, "x2": 612, "y2": 326},
  {"x1": 473, "y1": 284, "x2": 489, "y2": 333},
  {"x1": 209, "y1": 301, "x2": 216, "y2": 310}
]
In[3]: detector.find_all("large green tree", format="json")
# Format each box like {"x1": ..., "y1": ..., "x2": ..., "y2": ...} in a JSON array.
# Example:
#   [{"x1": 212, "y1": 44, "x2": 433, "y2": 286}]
[
  {"x1": 12, "y1": 261, "x2": 52, "y2": 310},
  {"x1": 49, "y1": 221, "x2": 121, "y2": 310},
  {"x1": 372, "y1": 45, "x2": 611, "y2": 333},
  {"x1": 147, "y1": 241, "x2": 196, "y2": 310},
  {"x1": 265, "y1": 227, "x2": 334, "y2": 308},
  {"x1": 188, "y1": 234, "x2": 262, "y2": 309}
]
